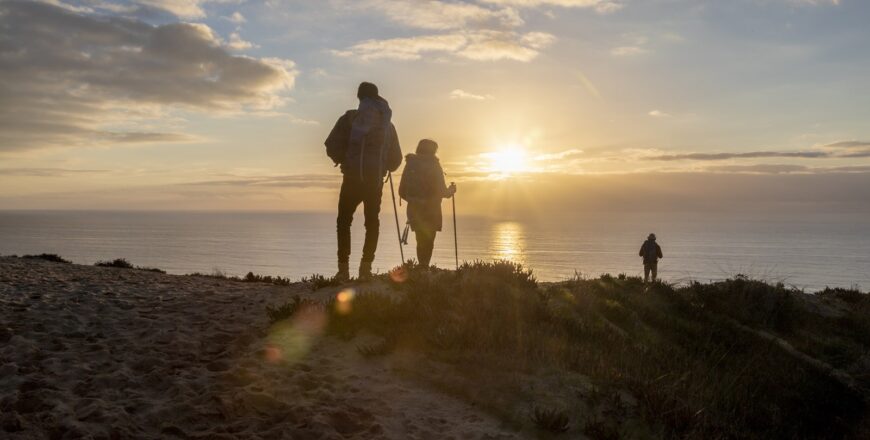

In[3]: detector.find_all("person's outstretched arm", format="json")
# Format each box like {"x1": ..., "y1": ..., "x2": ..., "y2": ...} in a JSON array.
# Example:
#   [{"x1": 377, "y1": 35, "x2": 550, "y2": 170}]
[{"x1": 437, "y1": 165, "x2": 455, "y2": 198}]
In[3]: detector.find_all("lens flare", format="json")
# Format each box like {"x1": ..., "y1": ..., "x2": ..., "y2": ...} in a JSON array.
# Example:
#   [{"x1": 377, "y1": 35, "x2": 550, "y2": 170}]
[
  {"x1": 264, "y1": 304, "x2": 326, "y2": 364},
  {"x1": 389, "y1": 266, "x2": 408, "y2": 283},
  {"x1": 335, "y1": 288, "x2": 356, "y2": 314}
]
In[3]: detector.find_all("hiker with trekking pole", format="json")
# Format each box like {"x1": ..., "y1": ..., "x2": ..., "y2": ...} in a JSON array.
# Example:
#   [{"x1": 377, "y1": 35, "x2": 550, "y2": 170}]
[
  {"x1": 398, "y1": 139, "x2": 457, "y2": 270},
  {"x1": 324, "y1": 82, "x2": 402, "y2": 281}
]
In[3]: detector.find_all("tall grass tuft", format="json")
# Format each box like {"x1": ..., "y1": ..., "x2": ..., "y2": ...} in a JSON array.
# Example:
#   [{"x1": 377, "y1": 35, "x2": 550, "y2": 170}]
[
  {"x1": 531, "y1": 407, "x2": 570, "y2": 433},
  {"x1": 94, "y1": 258, "x2": 166, "y2": 273},
  {"x1": 301, "y1": 273, "x2": 343, "y2": 291},
  {"x1": 22, "y1": 254, "x2": 71, "y2": 264}
]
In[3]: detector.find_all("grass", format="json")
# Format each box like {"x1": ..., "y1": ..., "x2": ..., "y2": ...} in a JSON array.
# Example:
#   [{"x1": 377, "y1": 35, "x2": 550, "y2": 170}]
[
  {"x1": 265, "y1": 295, "x2": 321, "y2": 323},
  {"x1": 531, "y1": 407, "x2": 570, "y2": 433},
  {"x1": 300, "y1": 273, "x2": 344, "y2": 291},
  {"x1": 268, "y1": 261, "x2": 870, "y2": 439},
  {"x1": 187, "y1": 269, "x2": 293, "y2": 286},
  {"x1": 16, "y1": 254, "x2": 165, "y2": 273},
  {"x1": 95, "y1": 258, "x2": 166, "y2": 273},
  {"x1": 21, "y1": 254, "x2": 71, "y2": 264}
]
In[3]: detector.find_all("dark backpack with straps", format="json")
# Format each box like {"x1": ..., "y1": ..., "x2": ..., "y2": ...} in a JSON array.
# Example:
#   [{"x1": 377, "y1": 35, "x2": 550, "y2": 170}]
[
  {"x1": 324, "y1": 110, "x2": 357, "y2": 165},
  {"x1": 399, "y1": 157, "x2": 439, "y2": 201}
]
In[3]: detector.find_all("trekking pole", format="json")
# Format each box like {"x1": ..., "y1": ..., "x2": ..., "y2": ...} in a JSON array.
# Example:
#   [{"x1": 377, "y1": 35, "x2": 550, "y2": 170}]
[
  {"x1": 388, "y1": 172, "x2": 405, "y2": 265},
  {"x1": 451, "y1": 182, "x2": 458, "y2": 270}
]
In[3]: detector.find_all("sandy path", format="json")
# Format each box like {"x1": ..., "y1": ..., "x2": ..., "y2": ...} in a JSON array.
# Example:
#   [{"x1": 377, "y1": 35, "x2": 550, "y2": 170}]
[{"x1": 0, "y1": 257, "x2": 524, "y2": 439}]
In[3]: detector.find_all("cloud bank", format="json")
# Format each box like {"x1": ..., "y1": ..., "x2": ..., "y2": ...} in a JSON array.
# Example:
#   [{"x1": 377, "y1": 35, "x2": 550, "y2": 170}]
[
  {"x1": 0, "y1": 1, "x2": 297, "y2": 152},
  {"x1": 336, "y1": 0, "x2": 561, "y2": 62}
]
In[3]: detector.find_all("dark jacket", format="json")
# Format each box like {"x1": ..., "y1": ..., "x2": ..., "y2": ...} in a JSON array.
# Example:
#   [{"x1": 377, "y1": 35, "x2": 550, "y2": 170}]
[
  {"x1": 325, "y1": 97, "x2": 402, "y2": 182},
  {"x1": 398, "y1": 153, "x2": 451, "y2": 232},
  {"x1": 639, "y1": 239, "x2": 663, "y2": 264}
]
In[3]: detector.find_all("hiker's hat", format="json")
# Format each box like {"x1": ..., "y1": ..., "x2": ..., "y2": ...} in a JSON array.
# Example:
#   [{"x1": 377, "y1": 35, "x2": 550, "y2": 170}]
[{"x1": 648, "y1": 233, "x2": 656, "y2": 240}]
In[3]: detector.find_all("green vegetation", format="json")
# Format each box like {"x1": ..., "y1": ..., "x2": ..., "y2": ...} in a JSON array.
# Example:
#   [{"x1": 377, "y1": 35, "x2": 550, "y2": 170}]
[
  {"x1": 269, "y1": 261, "x2": 870, "y2": 439},
  {"x1": 95, "y1": 258, "x2": 135, "y2": 269},
  {"x1": 187, "y1": 270, "x2": 293, "y2": 286},
  {"x1": 21, "y1": 254, "x2": 71, "y2": 264},
  {"x1": 300, "y1": 273, "x2": 344, "y2": 291},
  {"x1": 95, "y1": 258, "x2": 166, "y2": 273},
  {"x1": 531, "y1": 407, "x2": 570, "y2": 433}
]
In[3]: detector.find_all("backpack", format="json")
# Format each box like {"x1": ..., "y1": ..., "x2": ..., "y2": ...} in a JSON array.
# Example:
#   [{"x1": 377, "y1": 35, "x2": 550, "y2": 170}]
[
  {"x1": 643, "y1": 241, "x2": 659, "y2": 262},
  {"x1": 324, "y1": 110, "x2": 357, "y2": 165},
  {"x1": 399, "y1": 157, "x2": 438, "y2": 201}
]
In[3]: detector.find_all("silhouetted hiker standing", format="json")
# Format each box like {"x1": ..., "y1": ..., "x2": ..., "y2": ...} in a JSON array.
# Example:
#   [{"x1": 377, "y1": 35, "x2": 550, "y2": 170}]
[
  {"x1": 325, "y1": 82, "x2": 402, "y2": 281},
  {"x1": 398, "y1": 139, "x2": 456, "y2": 269},
  {"x1": 639, "y1": 233, "x2": 663, "y2": 282}
]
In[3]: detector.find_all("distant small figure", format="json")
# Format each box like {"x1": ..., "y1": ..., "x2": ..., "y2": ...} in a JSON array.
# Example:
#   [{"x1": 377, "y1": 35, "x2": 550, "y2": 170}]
[
  {"x1": 639, "y1": 233, "x2": 663, "y2": 282},
  {"x1": 398, "y1": 139, "x2": 456, "y2": 269}
]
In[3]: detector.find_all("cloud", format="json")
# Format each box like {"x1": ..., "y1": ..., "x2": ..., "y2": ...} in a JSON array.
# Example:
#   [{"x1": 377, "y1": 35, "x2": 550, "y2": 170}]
[
  {"x1": 449, "y1": 89, "x2": 493, "y2": 100},
  {"x1": 0, "y1": 168, "x2": 110, "y2": 177},
  {"x1": 339, "y1": 1, "x2": 558, "y2": 63},
  {"x1": 705, "y1": 164, "x2": 810, "y2": 174},
  {"x1": 334, "y1": 31, "x2": 555, "y2": 62},
  {"x1": 648, "y1": 110, "x2": 671, "y2": 118},
  {"x1": 223, "y1": 11, "x2": 246, "y2": 23},
  {"x1": 227, "y1": 32, "x2": 257, "y2": 50},
  {"x1": 534, "y1": 149, "x2": 584, "y2": 161},
  {"x1": 364, "y1": 0, "x2": 523, "y2": 30},
  {"x1": 0, "y1": 1, "x2": 297, "y2": 152},
  {"x1": 83, "y1": 0, "x2": 228, "y2": 18},
  {"x1": 823, "y1": 140, "x2": 870, "y2": 149},
  {"x1": 136, "y1": 0, "x2": 211, "y2": 17},
  {"x1": 182, "y1": 174, "x2": 340, "y2": 189},
  {"x1": 333, "y1": 34, "x2": 467, "y2": 60},
  {"x1": 459, "y1": 31, "x2": 554, "y2": 61},
  {"x1": 646, "y1": 151, "x2": 830, "y2": 161},
  {"x1": 101, "y1": 132, "x2": 202, "y2": 143},
  {"x1": 479, "y1": 0, "x2": 623, "y2": 14},
  {"x1": 786, "y1": 0, "x2": 840, "y2": 5},
  {"x1": 818, "y1": 140, "x2": 870, "y2": 158},
  {"x1": 704, "y1": 164, "x2": 870, "y2": 175},
  {"x1": 610, "y1": 46, "x2": 648, "y2": 56}
]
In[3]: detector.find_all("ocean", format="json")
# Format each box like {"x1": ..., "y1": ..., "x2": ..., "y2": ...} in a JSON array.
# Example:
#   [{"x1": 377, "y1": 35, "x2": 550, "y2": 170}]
[{"x1": 1, "y1": 210, "x2": 868, "y2": 292}]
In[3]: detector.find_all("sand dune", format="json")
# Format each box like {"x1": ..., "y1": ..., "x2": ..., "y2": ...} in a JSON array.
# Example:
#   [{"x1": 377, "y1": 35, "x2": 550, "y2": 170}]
[{"x1": 0, "y1": 257, "x2": 523, "y2": 439}]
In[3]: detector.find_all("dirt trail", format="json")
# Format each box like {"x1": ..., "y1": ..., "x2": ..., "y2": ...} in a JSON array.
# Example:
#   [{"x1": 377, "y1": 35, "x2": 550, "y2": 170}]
[{"x1": 0, "y1": 257, "x2": 524, "y2": 439}]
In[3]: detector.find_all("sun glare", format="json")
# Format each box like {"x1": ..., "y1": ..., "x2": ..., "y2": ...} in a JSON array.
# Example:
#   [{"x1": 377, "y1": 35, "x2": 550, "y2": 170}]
[{"x1": 486, "y1": 145, "x2": 529, "y2": 175}]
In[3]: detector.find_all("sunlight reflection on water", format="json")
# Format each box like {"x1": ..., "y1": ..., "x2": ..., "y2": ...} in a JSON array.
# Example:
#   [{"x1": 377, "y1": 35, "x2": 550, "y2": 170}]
[{"x1": 489, "y1": 222, "x2": 526, "y2": 265}]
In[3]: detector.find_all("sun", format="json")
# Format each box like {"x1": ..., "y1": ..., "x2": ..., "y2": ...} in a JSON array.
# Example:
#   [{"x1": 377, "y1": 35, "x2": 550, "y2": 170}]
[{"x1": 485, "y1": 144, "x2": 529, "y2": 175}]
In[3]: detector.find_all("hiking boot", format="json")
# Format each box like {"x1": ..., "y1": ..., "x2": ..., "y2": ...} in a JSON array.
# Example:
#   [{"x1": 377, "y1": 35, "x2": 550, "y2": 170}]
[
  {"x1": 335, "y1": 262, "x2": 350, "y2": 282},
  {"x1": 358, "y1": 260, "x2": 373, "y2": 280}
]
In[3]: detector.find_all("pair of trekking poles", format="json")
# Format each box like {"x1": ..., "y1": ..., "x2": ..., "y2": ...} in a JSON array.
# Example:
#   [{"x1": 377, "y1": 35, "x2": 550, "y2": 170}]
[{"x1": 387, "y1": 172, "x2": 458, "y2": 270}]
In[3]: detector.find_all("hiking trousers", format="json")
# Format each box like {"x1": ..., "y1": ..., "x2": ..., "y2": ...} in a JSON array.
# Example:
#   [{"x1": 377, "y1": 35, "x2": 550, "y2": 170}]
[
  {"x1": 415, "y1": 229, "x2": 437, "y2": 268},
  {"x1": 337, "y1": 175, "x2": 383, "y2": 264},
  {"x1": 644, "y1": 262, "x2": 658, "y2": 282}
]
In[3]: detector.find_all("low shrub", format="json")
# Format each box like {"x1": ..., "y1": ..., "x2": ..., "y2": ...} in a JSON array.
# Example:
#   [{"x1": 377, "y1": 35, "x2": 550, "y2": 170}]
[
  {"x1": 94, "y1": 258, "x2": 166, "y2": 273},
  {"x1": 22, "y1": 254, "x2": 71, "y2": 264},
  {"x1": 95, "y1": 258, "x2": 134, "y2": 269},
  {"x1": 531, "y1": 407, "x2": 570, "y2": 433},
  {"x1": 301, "y1": 273, "x2": 343, "y2": 291}
]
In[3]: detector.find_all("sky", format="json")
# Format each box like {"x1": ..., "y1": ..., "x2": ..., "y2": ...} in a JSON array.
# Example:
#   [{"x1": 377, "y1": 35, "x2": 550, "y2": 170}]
[{"x1": 1, "y1": 0, "x2": 869, "y2": 216}]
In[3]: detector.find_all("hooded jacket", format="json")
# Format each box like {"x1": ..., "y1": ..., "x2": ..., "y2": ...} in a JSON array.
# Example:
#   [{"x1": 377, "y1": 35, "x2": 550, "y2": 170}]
[
  {"x1": 343, "y1": 97, "x2": 402, "y2": 182},
  {"x1": 639, "y1": 239, "x2": 663, "y2": 264},
  {"x1": 398, "y1": 153, "x2": 451, "y2": 232}
]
